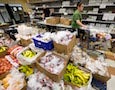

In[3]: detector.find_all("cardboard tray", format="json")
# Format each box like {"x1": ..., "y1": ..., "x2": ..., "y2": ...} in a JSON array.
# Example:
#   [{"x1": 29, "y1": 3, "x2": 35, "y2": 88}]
[
  {"x1": 105, "y1": 51, "x2": 115, "y2": 60},
  {"x1": 46, "y1": 17, "x2": 60, "y2": 25},
  {"x1": 60, "y1": 17, "x2": 71, "y2": 25},
  {"x1": 17, "y1": 46, "x2": 45, "y2": 65},
  {"x1": 64, "y1": 66, "x2": 92, "y2": 89},
  {"x1": 20, "y1": 38, "x2": 32, "y2": 47},
  {"x1": 36, "y1": 52, "x2": 69, "y2": 82},
  {"x1": 0, "y1": 50, "x2": 7, "y2": 58},
  {"x1": 53, "y1": 35, "x2": 76, "y2": 55},
  {"x1": 93, "y1": 67, "x2": 111, "y2": 83},
  {"x1": 85, "y1": 56, "x2": 111, "y2": 83},
  {"x1": 0, "y1": 72, "x2": 9, "y2": 80}
]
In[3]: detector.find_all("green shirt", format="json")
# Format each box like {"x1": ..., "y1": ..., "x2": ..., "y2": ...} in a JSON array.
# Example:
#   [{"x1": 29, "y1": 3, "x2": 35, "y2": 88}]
[{"x1": 71, "y1": 10, "x2": 82, "y2": 29}]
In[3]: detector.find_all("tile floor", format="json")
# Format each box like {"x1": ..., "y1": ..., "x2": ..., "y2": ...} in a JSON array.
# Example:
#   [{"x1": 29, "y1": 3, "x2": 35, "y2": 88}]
[
  {"x1": 107, "y1": 59, "x2": 115, "y2": 90},
  {"x1": 107, "y1": 75, "x2": 115, "y2": 90}
]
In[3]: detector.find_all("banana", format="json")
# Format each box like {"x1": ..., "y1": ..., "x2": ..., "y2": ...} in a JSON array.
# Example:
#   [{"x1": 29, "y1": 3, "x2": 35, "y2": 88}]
[
  {"x1": 18, "y1": 66, "x2": 27, "y2": 73},
  {"x1": 69, "y1": 74, "x2": 74, "y2": 81},
  {"x1": 22, "y1": 50, "x2": 36, "y2": 58},
  {"x1": 0, "y1": 46, "x2": 6, "y2": 52},
  {"x1": 75, "y1": 73, "x2": 86, "y2": 85},
  {"x1": 64, "y1": 63, "x2": 90, "y2": 87},
  {"x1": 26, "y1": 71, "x2": 30, "y2": 76},
  {"x1": 76, "y1": 77, "x2": 83, "y2": 85},
  {"x1": 2, "y1": 46, "x2": 6, "y2": 51},
  {"x1": 82, "y1": 73, "x2": 90, "y2": 81},
  {"x1": 28, "y1": 67, "x2": 33, "y2": 74},
  {"x1": 18, "y1": 65, "x2": 33, "y2": 77}
]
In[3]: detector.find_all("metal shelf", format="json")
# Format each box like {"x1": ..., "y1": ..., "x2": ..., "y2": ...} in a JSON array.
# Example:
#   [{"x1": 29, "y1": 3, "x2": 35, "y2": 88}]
[
  {"x1": 82, "y1": 13, "x2": 103, "y2": 16},
  {"x1": 32, "y1": 4, "x2": 115, "y2": 10},
  {"x1": 37, "y1": 21, "x2": 72, "y2": 28},
  {"x1": 53, "y1": 12, "x2": 73, "y2": 15},
  {"x1": 53, "y1": 12, "x2": 104, "y2": 16},
  {"x1": 29, "y1": 0, "x2": 60, "y2": 4},
  {"x1": 82, "y1": 20, "x2": 115, "y2": 24}
]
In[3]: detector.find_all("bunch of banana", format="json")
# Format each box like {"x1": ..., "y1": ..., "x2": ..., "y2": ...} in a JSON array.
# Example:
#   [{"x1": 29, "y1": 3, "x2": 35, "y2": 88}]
[
  {"x1": 18, "y1": 65, "x2": 33, "y2": 77},
  {"x1": 0, "y1": 46, "x2": 7, "y2": 52},
  {"x1": 22, "y1": 49, "x2": 36, "y2": 58},
  {"x1": 64, "y1": 63, "x2": 90, "y2": 87}
]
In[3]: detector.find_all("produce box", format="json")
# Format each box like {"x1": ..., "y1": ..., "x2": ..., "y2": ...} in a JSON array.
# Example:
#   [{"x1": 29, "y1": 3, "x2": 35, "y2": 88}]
[
  {"x1": 46, "y1": 17, "x2": 60, "y2": 25},
  {"x1": 1, "y1": 68, "x2": 26, "y2": 90},
  {"x1": 54, "y1": 35, "x2": 76, "y2": 54},
  {"x1": 20, "y1": 38, "x2": 32, "y2": 47},
  {"x1": 0, "y1": 58, "x2": 12, "y2": 79},
  {"x1": 86, "y1": 50, "x2": 103, "y2": 60},
  {"x1": 105, "y1": 51, "x2": 115, "y2": 60},
  {"x1": 36, "y1": 52, "x2": 69, "y2": 82},
  {"x1": 17, "y1": 46, "x2": 44, "y2": 65},
  {"x1": 22, "y1": 85, "x2": 27, "y2": 90},
  {"x1": 7, "y1": 45, "x2": 23, "y2": 57},
  {"x1": 0, "y1": 72, "x2": 9, "y2": 80},
  {"x1": 93, "y1": 67, "x2": 111, "y2": 83},
  {"x1": 64, "y1": 64, "x2": 92, "y2": 90},
  {"x1": 32, "y1": 33, "x2": 53, "y2": 50},
  {"x1": 85, "y1": 58, "x2": 111, "y2": 83},
  {"x1": 0, "y1": 46, "x2": 7, "y2": 58},
  {"x1": 5, "y1": 55, "x2": 19, "y2": 68},
  {"x1": 60, "y1": 17, "x2": 71, "y2": 26}
]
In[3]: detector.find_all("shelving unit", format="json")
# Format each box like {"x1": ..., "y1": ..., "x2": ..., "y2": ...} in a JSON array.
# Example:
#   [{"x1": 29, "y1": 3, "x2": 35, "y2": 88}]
[
  {"x1": 29, "y1": 0, "x2": 61, "y2": 4},
  {"x1": 29, "y1": 0, "x2": 115, "y2": 27},
  {"x1": 82, "y1": 20, "x2": 115, "y2": 24},
  {"x1": 31, "y1": 4, "x2": 115, "y2": 10}
]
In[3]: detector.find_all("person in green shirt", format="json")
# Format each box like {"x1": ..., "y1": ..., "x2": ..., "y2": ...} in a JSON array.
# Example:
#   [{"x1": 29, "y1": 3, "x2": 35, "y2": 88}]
[
  {"x1": 71, "y1": 2, "x2": 87, "y2": 29},
  {"x1": 72, "y1": 1, "x2": 88, "y2": 37},
  {"x1": 72, "y1": 2, "x2": 89, "y2": 47}
]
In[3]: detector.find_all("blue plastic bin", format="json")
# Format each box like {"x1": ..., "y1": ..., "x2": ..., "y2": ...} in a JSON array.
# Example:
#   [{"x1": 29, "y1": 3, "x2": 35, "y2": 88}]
[{"x1": 32, "y1": 35, "x2": 54, "y2": 50}]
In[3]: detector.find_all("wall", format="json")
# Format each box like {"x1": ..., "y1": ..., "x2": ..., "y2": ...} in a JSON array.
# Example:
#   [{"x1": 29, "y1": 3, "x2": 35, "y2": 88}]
[{"x1": 0, "y1": 0, "x2": 31, "y2": 12}]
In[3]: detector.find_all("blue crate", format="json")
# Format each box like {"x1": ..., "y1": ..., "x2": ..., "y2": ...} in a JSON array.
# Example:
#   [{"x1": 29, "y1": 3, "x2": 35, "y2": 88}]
[{"x1": 32, "y1": 35, "x2": 54, "y2": 50}]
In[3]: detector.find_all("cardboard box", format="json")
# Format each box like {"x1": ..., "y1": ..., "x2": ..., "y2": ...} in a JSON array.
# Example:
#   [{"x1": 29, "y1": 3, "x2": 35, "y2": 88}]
[
  {"x1": 0, "y1": 72, "x2": 9, "y2": 80},
  {"x1": 21, "y1": 83, "x2": 27, "y2": 90},
  {"x1": 46, "y1": 17, "x2": 60, "y2": 25},
  {"x1": 86, "y1": 50, "x2": 103, "y2": 60},
  {"x1": 0, "y1": 50, "x2": 7, "y2": 58},
  {"x1": 54, "y1": 35, "x2": 76, "y2": 55},
  {"x1": 36, "y1": 52, "x2": 69, "y2": 82},
  {"x1": 64, "y1": 66, "x2": 92, "y2": 90},
  {"x1": 105, "y1": 51, "x2": 115, "y2": 60},
  {"x1": 17, "y1": 46, "x2": 45, "y2": 65},
  {"x1": 93, "y1": 67, "x2": 111, "y2": 83},
  {"x1": 60, "y1": 17, "x2": 71, "y2": 25},
  {"x1": 84, "y1": 56, "x2": 111, "y2": 82},
  {"x1": 20, "y1": 38, "x2": 32, "y2": 47}
]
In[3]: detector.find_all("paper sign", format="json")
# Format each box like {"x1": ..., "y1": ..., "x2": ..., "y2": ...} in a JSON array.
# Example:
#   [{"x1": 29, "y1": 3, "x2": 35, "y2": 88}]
[
  {"x1": 103, "y1": 13, "x2": 109, "y2": 20},
  {"x1": 13, "y1": 7, "x2": 17, "y2": 11},
  {"x1": 18, "y1": 7, "x2": 22, "y2": 10},
  {"x1": 108, "y1": 14, "x2": 115, "y2": 20},
  {"x1": 100, "y1": 4, "x2": 106, "y2": 9},
  {"x1": 103, "y1": 13, "x2": 115, "y2": 20}
]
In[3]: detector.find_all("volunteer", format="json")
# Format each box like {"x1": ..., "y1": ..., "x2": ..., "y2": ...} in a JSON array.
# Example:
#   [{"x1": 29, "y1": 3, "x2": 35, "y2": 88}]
[
  {"x1": 71, "y1": 1, "x2": 87, "y2": 35},
  {"x1": 42, "y1": 5, "x2": 50, "y2": 19}
]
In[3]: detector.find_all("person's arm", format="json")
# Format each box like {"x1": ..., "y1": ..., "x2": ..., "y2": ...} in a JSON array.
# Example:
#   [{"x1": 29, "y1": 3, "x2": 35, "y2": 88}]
[
  {"x1": 42, "y1": 9, "x2": 45, "y2": 19},
  {"x1": 76, "y1": 20, "x2": 87, "y2": 28},
  {"x1": 42, "y1": 13, "x2": 45, "y2": 19}
]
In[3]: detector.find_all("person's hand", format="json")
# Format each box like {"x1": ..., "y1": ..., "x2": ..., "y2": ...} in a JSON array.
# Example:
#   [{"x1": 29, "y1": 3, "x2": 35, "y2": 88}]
[
  {"x1": 83, "y1": 25, "x2": 88, "y2": 29},
  {"x1": 81, "y1": 25, "x2": 88, "y2": 30}
]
